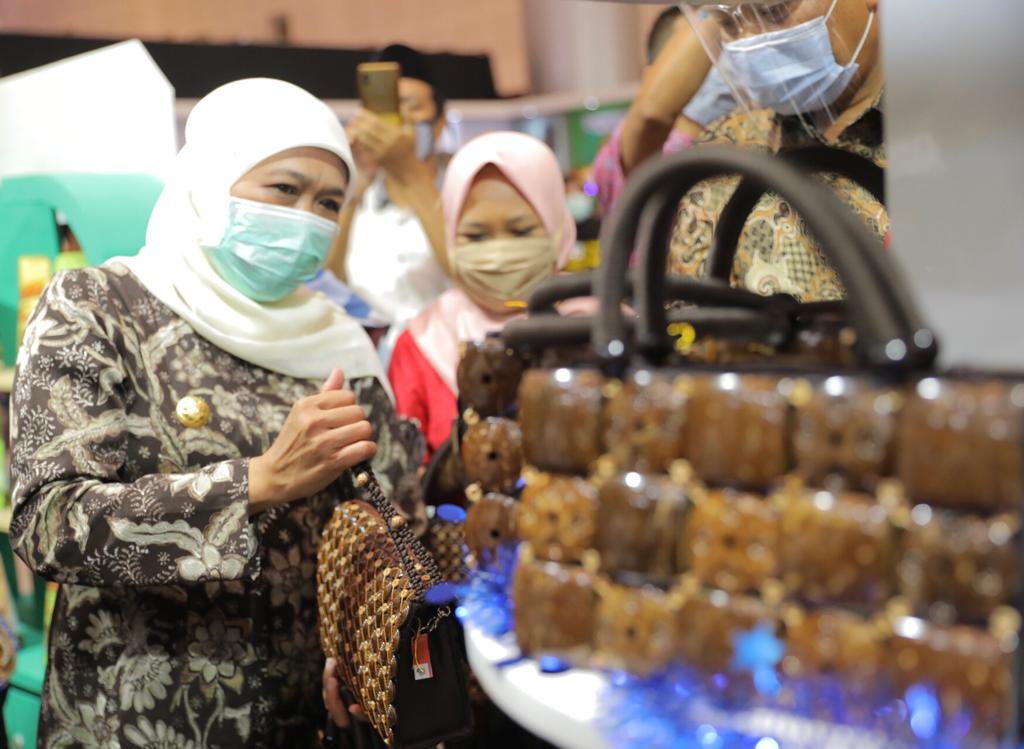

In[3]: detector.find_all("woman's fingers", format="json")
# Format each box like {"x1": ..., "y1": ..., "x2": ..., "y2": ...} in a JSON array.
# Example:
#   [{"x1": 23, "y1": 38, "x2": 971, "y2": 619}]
[
  {"x1": 321, "y1": 368, "x2": 346, "y2": 393},
  {"x1": 323, "y1": 658, "x2": 350, "y2": 728},
  {"x1": 333, "y1": 440, "x2": 378, "y2": 470},
  {"x1": 319, "y1": 405, "x2": 371, "y2": 431},
  {"x1": 353, "y1": 110, "x2": 388, "y2": 137},
  {"x1": 322, "y1": 421, "x2": 375, "y2": 456},
  {"x1": 357, "y1": 135, "x2": 386, "y2": 158},
  {"x1": 313, "y1": 389, "x2": 358, "y2": 410},
  {"x1": 350, "y1": 115, "x2": 390, "y2": 154},
  {"x1": 349, "y1": 704, "x2": 368, "y2": 722}
]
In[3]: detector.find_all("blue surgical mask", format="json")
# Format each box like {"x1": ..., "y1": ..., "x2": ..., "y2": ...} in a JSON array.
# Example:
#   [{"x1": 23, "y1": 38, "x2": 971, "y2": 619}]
[
  {"x1": 682, "y1": 66, "x2": 738, "y2": 128},
  {"x1": 721, "y1": 2, "x2": 875, "y2": 116},
  {"x1": 415, "y1": 121, "x2": 435, "y2": 161},
  {"x1": 206, "y1": 197, "x2": 340, "y2": 303}
]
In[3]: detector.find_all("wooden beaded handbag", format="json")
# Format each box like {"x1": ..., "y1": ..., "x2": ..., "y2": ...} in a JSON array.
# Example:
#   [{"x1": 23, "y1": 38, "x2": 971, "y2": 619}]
[{"x1": 318, "y1": 463, "x2": 473, "y2": 748}]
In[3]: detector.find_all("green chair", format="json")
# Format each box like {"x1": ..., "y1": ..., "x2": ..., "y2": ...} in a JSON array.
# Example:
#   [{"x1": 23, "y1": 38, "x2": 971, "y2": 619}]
[
  {"x1": 0, "y1": 172, "x2": 162, "y2": 744},
  {"x1": 1, "y1": 534, "x2": 46, "y2": 749},
  {"x1": 0, "y1": 173, "x2": 163, "y2": 367}
]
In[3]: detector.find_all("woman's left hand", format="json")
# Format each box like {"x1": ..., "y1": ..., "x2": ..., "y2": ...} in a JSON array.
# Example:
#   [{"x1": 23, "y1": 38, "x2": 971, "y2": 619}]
[{"x1": 348, "y1": 110, "x2": 418, "y2": 176}]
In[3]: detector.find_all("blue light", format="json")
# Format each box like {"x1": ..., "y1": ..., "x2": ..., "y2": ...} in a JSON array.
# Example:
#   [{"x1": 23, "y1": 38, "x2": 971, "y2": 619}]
[
  {"x1": 425, "y1": 582, "x2": 458, "y2": 605},
  {"x1": 909, "y1": 710, "x2": 938, "y2": 740},
  {"x1": 753, "y1": 667, "x2": 781, "y2": 696},
  {"x1": 453, "y1": 541, "x2": 519, "y2": 636},
  {"x1": 696, "y1": 724, "x2": 720, "y2": 748},
  {"x1": 755, "y1": 738, "x2": 780, "y2": 749},
  {"x1": 539, "y1": 656, "x2": 571, "y2": 674},
  {"x1": 437, "y1": 504, "x2": 467, "y2": 523},
  {"x1": 673, "y1": 681, "x2": 691, "y2": 698},
  {"x1": 583, "y1": 180, "x2": 599, "y2": 197},
  {"x1": 731, "y1": 624, "x2": 785, "y2": 674},
  {"x1": 905, "y1": 685, "x2": 940, "y2": 740}
]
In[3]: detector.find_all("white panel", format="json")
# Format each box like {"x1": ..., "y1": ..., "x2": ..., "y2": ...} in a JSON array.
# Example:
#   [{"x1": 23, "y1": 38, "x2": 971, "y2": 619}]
[
  {"x1": 522, "y1": 0, "x2": 643, "y2": 94},
  {"x1": 883, "y1": 2, "x2": 1024, "y2": 369},
  {"x1": 0, "y1": 40, "x2": 177, "y2": 179}
]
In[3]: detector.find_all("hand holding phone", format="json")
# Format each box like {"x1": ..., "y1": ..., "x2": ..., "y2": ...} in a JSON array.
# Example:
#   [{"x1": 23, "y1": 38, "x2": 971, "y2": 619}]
[
  {"x1": 356, "y1": 62, "x2": 401, "y2": 126},
  {"x1": 348, "y1": 110, "x2": 418, "y2": 176}
]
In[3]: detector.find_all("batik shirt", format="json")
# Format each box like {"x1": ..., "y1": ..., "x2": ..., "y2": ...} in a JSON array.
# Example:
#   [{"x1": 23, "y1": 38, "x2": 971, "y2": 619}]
[
  {"x1": 9, "y1": 264, "x2": 420, "y2": 749},
  {"x1": 668, "y1": 100, "x2": 887, "y2": 300}
]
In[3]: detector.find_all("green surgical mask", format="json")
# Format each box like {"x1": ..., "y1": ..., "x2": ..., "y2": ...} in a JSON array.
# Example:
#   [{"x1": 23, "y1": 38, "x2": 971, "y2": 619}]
[{"x1": 205, "y1": 197, "x2": 340, "y2": 302}]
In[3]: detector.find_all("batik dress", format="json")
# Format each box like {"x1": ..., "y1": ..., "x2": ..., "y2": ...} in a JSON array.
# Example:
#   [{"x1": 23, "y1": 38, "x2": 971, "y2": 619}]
[{"x1": 10, "y1": 264, "x2": 419, "y2": 748}]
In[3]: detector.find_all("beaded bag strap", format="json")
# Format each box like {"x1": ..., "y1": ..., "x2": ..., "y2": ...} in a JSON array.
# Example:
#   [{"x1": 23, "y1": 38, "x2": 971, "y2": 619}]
[{"x1": 351, "y1": 462, "x2": 442, "y2": 600}]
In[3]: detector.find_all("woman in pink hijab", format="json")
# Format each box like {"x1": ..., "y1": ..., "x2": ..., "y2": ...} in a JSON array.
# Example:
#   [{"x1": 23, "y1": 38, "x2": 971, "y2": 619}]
[{"x1": 388, "y1": 131, "x2": 576, "y2": 457}]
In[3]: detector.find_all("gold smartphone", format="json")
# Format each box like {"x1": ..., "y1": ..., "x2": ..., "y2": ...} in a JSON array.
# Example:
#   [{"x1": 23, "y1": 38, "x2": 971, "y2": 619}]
[{"x1": 356, "y1": 62, "x2": 401, "y2": 125}]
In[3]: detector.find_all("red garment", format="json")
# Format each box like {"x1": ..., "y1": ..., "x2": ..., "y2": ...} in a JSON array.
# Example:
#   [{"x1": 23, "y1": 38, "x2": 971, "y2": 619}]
[{"x1": 389, "y1": 329, "x2": 458, "y2": 461}]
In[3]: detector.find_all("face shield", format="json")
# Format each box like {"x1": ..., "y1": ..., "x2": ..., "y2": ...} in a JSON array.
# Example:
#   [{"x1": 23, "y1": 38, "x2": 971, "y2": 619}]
[{"x1": 681, "y1": 0, "x2": 877, "y2": 136}]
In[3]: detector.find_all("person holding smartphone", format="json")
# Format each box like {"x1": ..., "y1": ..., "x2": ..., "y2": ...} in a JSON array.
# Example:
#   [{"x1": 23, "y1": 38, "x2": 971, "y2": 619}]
[{"x1": 328, "y1": 44, "x2": 451, "y2": 367}]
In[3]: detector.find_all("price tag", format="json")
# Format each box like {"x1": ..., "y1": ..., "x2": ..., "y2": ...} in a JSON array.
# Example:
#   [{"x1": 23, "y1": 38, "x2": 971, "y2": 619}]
[{"x1": 412, "y1": 633, "x2": 433, "y2": 680}]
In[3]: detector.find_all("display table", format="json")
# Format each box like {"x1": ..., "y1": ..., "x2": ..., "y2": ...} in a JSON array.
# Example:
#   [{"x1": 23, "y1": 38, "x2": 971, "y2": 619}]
[
  {"x1": 465, "y1": 623, "x2": 908, "y2": 749},
  {"x1": 464, "y1": 623, "x2": 610, "y2": 749}
]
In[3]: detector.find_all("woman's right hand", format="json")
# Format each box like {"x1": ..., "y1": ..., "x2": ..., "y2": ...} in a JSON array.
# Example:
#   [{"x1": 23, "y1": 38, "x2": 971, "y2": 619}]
[
  {"x1": 323, "y1": 657, "x2": 367, "y2": 728},
  {"x1": 248, "y1": 368, "x2": 377, "y2": 513}
]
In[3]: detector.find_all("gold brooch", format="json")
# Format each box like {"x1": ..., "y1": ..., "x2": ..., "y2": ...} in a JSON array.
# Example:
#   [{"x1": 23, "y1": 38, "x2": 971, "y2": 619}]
[{"x1": 175, "y1": 395, "x2": 211, "y2": 428}]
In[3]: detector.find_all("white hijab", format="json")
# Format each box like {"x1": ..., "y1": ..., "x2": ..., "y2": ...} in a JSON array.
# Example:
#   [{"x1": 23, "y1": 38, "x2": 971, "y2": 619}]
[{"x1": 116, "y1": 78, "x2": 391, "y2": 396}]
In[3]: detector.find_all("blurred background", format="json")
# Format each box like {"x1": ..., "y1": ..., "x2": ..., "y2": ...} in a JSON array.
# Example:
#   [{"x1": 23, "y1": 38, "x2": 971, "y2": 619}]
[
  {"x1": 0, "y1": 0, "x2": 668, "y2": 97},
  {"x1": 0, "y1": 0, "x2": 674, "y2": 162},
  {"x1": 0, "y1": 0, "x2": 681, "y2": 285}
]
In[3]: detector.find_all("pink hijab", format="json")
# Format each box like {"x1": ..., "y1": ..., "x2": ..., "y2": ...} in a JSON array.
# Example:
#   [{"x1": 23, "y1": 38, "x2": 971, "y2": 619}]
[{"x1": 408, "y1": 132, "x2": 577, "y2": 394}]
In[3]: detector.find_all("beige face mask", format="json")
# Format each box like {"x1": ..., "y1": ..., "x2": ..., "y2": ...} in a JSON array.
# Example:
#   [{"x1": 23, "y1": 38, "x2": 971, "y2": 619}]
[{"x1": 452, "y1": 236, "x2": 558, "y2": 314}]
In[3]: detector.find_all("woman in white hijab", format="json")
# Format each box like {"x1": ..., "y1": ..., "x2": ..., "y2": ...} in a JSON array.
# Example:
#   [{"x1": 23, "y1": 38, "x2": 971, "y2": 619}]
[{"x1": 9, "y1": 79, "x2": 422, "y2": 747}]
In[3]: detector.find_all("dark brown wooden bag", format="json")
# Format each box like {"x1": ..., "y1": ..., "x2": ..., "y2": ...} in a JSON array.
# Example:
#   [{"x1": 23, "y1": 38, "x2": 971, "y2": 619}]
[{"x1": 499, "y1": 147, "x2": 1023, "y2": 743}]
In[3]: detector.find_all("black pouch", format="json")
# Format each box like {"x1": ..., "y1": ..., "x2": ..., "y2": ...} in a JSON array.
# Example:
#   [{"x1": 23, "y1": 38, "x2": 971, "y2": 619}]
[{"x1": 392, "y1": 610, "x2": 474, "y2": 748}]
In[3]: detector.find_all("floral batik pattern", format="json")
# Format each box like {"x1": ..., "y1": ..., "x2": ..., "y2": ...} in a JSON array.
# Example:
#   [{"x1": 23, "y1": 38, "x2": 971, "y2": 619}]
[
  {"x1": 10, "y1": 264, "x2": 420, "y2": 748},
  {"x1": 668, "y1": 104, "x2": 889, "y2": 301}
]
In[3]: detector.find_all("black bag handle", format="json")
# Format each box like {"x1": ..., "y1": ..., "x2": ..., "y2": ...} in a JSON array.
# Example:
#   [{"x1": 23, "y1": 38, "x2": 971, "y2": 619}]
[
  {"x1": 627, "y1": 175, "x2": 798, "y2": 358},
  {"x1": 630, "y1": 164, "x2": 799, "y2": 358},
  {"x1": 506, "y1": 262, "x2": 784, "y2": 352},
  {"x1": 636, "y1": 148, "x2": 932, "y2": 365},
  {"x1": 699, "y1": 146, "x2": 929, "y2": 348},
  {"x1": 502, "y1": 315, "x2": 594, "y2": 351},
  {"x1": 704, "y1": 146, "x2": 886, "y2": 283},
  {"x1": 527, "y1": 270, "x2": 773, "y2": 317},
  {"x1": 596, "y1": 146, "x2": 937, "y2": 374},
  {"x1": 526, "y1": 273, "x2": 596, "y2": 315}
]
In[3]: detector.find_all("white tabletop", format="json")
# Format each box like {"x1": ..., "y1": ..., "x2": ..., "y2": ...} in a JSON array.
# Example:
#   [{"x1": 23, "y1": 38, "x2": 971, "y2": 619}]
[{"x1": 464, "y1": 624, "x2": 611, "y2": 749}]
